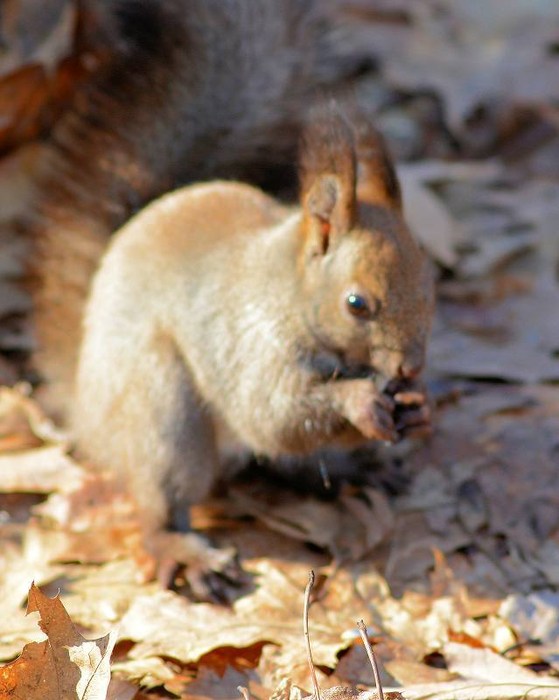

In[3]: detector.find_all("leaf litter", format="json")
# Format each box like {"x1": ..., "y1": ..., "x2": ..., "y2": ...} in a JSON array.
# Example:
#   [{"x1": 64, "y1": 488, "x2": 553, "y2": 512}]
[{"x1": 1, "y1": 1, "x2": 559, "y2": 698}]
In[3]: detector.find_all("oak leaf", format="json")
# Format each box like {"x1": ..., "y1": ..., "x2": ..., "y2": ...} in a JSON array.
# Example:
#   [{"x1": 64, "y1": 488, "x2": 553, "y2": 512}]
[{"x1": 0, "y1": 583, "x2": 116, "y2": 700}]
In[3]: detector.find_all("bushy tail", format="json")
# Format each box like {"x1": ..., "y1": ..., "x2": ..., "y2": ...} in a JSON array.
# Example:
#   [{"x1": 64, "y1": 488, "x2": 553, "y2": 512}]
[{"x1": 4, "y1": 0, "x2": 393, "y2": 417}]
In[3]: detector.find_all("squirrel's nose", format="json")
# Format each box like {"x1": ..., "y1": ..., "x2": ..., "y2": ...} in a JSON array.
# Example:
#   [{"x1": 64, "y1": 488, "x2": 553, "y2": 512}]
[{"x1": 370, "y1": 345, "x2": 425, "y2": 381}]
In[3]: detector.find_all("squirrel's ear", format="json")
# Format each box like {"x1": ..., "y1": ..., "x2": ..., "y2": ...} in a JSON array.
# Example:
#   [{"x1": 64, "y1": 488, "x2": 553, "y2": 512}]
[
  {"x1": 299, "y1": 105, "x2": 356, "y2": 257},
  {"x1": 353, "y1": 120, "x2": 402, "y2": 211},
  {"x1": 302, "y1": 174, "x2": 355, "y2": 256}
]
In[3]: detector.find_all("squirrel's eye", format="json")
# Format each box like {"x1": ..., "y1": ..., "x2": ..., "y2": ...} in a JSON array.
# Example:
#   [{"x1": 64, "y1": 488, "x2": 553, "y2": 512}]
[{"x1": 346, "y1": 293, "x2": 376, "y2": 319}]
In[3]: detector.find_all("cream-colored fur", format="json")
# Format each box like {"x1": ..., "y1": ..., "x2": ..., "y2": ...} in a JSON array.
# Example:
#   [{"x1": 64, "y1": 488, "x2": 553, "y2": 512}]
[{"x1": 74, "y1": 110, "x2": 434, "y2": 536}]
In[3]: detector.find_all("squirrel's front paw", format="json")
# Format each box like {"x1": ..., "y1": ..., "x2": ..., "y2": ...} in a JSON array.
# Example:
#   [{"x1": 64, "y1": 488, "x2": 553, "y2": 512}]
[
  {"x1": 341, "y1": 380, "x2": 398, "y2": 443},
  {"x1": 387, "y1": 380, "x2": 432, "y2": 440}
]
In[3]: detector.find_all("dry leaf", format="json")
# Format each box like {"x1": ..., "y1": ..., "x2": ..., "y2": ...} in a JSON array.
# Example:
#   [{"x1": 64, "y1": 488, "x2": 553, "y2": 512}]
[
  {"x1": 229, "y1": 484, "x2": 393, "y2": 561},
  {"x1": 0, "y1": 583, "x2": 116, "y2": 700},
  {"x1": 0, "y1": 386, "x2": 68, "y2": 452},
  {"x1": 105, "y1": 679, "x2": 138, "y2": 700},
  {"x1": 269, "y1": 678, "x2": 306, "y2": 700},
  {"x1": 376, "y1": 1, "x2": 559, "y2": 128},
  {"x1": 502, "y1": 590, "x2": 559, "y2": 641},
  {"x1": 442, "y1": 642, "x2": 546, "y2": 683},
  {"x1": 501, "y1": 592, "x2": 559, "y2": 666},
  {"x1": 429, "y1": 328, "x2": 559, "y2": 383},
  {"x1": 402, "y1": 679, "x2": 559, "y2": 700},
  {"x1": 56, "y1": 559, "x2": 157, "y2": 633},
  {"x1": 399, "y1": 168, "x2": 460, "y2": 267},
  {"x1": 180, "y1": 666, "x2": 256, "y2": 700},
  {"x1": 0, "y1": 445, "x2": 84, "y2": 494},
  {"x1": 116, "y1": 563, "x2": 387, "y2": 689},
  {"x1": 111, "y1": 656, "x2": 176, "y2": 690}
]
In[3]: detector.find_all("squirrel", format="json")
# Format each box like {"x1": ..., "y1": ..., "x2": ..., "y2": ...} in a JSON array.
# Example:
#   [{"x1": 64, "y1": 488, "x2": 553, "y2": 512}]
[
  {"x1": 16, "y1": 0, "x2": 386, "y2": 418},
  {"x1": 73, "y1": 105, "x2": 434, "y2": 585}
]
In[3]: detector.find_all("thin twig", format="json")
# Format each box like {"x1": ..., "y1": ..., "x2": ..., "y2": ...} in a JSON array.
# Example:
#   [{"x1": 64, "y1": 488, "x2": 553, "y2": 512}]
[
  {"x1": 357, "y1": 619, "x2": 384, "y2": 700},
  {"x1": 304, "y1": 571, "x2": 321, "y2": 700}
]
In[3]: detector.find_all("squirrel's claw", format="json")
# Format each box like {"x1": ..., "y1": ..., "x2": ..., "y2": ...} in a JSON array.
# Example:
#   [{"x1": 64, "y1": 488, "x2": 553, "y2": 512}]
[{"x1": 144, "y1": 531, "x2": 246, "y2": 603}]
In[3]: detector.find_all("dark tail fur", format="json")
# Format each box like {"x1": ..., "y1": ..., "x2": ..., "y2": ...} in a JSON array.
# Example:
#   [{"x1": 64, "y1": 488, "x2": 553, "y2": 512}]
[{"x1": 3, "y1": 0, "x2": 389, "y2": 416}]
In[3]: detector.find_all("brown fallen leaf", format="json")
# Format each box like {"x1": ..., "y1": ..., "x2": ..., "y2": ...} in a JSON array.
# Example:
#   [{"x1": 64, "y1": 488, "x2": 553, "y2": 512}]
[
  {"x1": 383, "y1": 659, "x2": 453, "y2": 688},
  {"x1": 180, "y1": 665, "x2": 256, "y2": 700},
  {"x1": 229, "y1": 484, "x2": 394, "y2": 561},
  {"x1": 34, "y1": 470, "x2": 141, "y2": 565},
  {"x1": 0, "y1": 583, "x2": 116, "y2": 700},
  {"x1": 105, "y1": 678, "x2": 138, "y2": 700},
  {"x1": 253, "y1": 574, "x2": 404, "y2": 700}
]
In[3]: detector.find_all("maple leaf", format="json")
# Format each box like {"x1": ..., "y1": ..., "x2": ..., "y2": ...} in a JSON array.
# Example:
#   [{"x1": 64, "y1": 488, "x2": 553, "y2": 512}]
[{"x1": 0, "y1": 583, "x2": 116, "y2": 700}]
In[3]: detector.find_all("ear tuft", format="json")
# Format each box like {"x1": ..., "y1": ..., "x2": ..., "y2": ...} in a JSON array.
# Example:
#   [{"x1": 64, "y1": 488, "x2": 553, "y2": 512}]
[
  {"x1": 299, "y1": 106, "x2": 356, "y2": 202},
  {"x1": 299, "y1": 103, "x2": 356, "y2": 255},
  {"x1": 352, "y1": 115, "x2": 402, "y2": 210}
]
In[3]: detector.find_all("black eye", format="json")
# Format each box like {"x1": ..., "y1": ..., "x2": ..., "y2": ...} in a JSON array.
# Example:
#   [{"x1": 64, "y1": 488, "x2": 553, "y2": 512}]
[{"x1": 346, "y1": 293, "x2": 376, "y2": 319}]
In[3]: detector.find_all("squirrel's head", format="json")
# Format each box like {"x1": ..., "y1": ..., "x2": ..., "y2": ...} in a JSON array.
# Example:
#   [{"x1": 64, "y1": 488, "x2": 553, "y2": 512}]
[{"x1": 297, "y1": 105, "x2": 434, "y2": 384}]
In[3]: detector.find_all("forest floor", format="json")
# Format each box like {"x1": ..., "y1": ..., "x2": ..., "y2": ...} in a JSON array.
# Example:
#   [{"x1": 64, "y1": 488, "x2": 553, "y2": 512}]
[{"x1": 0, "y1": 2, "x2": 559, "y2": 699}]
